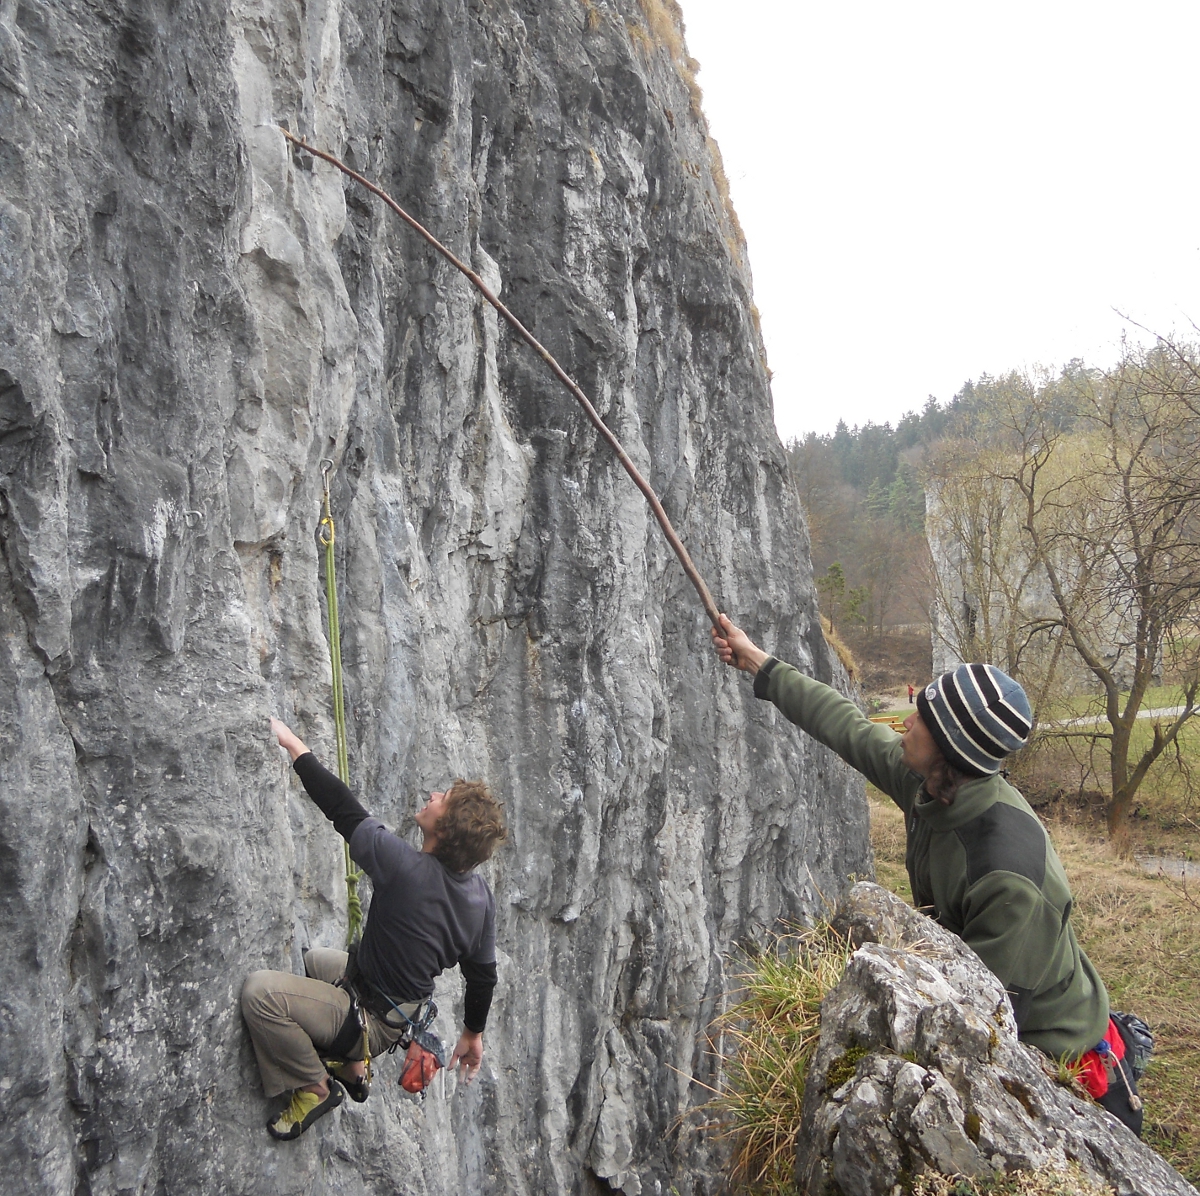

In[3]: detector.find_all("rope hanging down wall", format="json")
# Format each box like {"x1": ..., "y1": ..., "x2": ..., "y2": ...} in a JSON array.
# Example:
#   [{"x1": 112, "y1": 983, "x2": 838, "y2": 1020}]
[
  {"x1": 278, "y1": 128, "x2": 723, "y2": 632},
  {"x1": 319, "y1": 459, "x2": 365, "y2": 947}
]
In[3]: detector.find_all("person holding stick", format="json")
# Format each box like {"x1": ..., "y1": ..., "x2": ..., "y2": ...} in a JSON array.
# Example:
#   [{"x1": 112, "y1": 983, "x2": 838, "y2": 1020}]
[{"x1": 710, "y1": 615, "x2": 1146, "y2": 1135}]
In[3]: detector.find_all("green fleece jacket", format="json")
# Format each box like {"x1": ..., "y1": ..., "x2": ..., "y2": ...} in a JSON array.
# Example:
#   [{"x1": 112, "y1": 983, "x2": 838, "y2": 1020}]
[{"x1": 755, "y1": 657, "x2": 1109, "y2": 1059}]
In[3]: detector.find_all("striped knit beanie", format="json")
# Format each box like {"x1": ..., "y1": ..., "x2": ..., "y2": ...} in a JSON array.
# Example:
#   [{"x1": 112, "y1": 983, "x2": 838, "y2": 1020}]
[{"x1": 916, "y1": 664, "x2": 1033, "y2": 778}]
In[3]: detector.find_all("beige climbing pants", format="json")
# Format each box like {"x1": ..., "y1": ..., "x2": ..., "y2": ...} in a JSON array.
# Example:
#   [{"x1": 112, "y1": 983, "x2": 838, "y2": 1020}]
[{"x1": 240, "y1": 948, "x2": 415, "y2": 1096}]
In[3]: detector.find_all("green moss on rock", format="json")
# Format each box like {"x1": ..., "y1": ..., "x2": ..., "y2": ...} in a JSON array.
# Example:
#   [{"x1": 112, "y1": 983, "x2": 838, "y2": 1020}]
[{"x1": 825, "y1": 1043, "x2": 870, "y2": 1091}]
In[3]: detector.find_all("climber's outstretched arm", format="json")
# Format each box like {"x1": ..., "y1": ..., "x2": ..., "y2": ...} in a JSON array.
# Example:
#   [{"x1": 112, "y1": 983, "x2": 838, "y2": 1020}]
[
  {"x1": 451, "y1": 928, "x2": 498, "y2": 1086},
  {"x1": 270, "y1": 717, "x2": 370, "y2": 842}
]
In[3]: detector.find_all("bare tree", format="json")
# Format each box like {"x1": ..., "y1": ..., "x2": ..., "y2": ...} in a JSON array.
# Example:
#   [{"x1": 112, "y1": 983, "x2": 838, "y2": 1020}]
[
  {"x1": 926, "y1": 349, "x2": 1200, "y2": 847},
  {"x1": 924, "y1": 373, "x2": 1077, "y2": 726},
  {"x1": 850, "y1": 518, "x2": 919, "y2": 637}
]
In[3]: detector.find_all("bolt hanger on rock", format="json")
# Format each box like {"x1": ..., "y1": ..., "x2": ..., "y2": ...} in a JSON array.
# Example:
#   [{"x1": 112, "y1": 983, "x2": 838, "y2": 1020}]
[{"x1": 276, "y1": 127, "x2": 722, "y2": 631}]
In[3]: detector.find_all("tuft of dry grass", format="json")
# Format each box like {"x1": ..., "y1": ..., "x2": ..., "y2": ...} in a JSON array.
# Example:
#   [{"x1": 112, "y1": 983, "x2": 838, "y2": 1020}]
[
  {"x1": 869, "y1": 787, "x2": 1200, "y2": 1184},
  {"x1": 821, "y1": 615, "x2": 860, "y2": 684},
  {"x1": 625, "y1": 19, "x2": 650, "y2": 49},
  {"x1": 706, "y1": 925, "x2": 854, "y2": 1194},
  {"x1": 868, "y1": 789, "x2": 912, "y2": 903},
  {"x1": 627, "y1": 0, "x2": 748, "y2": 260},
  {"x1": 706, "y1": 134, "x2": 747, "y2": 265},
  {"x1": 635, "y1": 0, "x2": 686, "y2": 59},
  {"x1": 909, "y1": 1165, "x2": 1113, "y2": 1195}
]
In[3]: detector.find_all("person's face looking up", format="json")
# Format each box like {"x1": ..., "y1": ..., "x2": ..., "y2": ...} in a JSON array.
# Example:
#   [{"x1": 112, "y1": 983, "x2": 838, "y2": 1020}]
[{"x1": 901, "y1": 711, "x2": 943, "y2": 778}]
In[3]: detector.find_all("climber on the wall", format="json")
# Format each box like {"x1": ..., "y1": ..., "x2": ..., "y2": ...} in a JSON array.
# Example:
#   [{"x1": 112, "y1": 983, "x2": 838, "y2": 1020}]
[
  {"x1": 711, "y1": 615, "x2": 1147, "y2": 1137},
  {"x1": 241, "y1": 718, "x2": 508, "y2": 1140}
]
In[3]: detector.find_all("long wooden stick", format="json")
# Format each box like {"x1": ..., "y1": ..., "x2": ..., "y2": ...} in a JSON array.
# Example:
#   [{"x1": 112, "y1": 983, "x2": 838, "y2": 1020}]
[{"x1": 279, "y1": 129, "x2": 722, "y2": 630}]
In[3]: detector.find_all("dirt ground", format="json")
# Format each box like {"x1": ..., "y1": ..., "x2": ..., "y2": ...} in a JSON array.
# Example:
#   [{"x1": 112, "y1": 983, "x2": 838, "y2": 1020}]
[{"x1": 844, "y1": 629, "x2": 932, "y2": 710}]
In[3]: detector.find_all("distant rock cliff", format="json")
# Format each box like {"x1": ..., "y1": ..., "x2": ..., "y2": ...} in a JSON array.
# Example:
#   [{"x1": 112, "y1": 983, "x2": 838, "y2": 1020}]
[{"x1": 0, "y1": 1, "x2": 869, "y2": 1193}]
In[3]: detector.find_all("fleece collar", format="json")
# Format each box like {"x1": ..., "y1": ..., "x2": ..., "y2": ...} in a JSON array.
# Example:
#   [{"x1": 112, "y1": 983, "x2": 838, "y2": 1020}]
[{"x1": 912, "y1": 772, "x2": 1007, "y2": 831}]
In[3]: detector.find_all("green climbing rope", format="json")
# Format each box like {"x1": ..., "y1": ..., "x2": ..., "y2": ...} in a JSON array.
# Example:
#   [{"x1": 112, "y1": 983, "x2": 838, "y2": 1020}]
[{"x1": 319, "y1": 460, "x2": 365, "y2": 947}]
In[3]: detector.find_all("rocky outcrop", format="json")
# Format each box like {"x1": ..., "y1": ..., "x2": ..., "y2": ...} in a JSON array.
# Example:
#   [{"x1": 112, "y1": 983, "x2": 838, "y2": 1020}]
[
  {"x1": 0, "y1": 2, "x2": 869, "y2": 1194},
  {"x1": 796, "y1": 884, "x2": 1198, "y2": 1196}
]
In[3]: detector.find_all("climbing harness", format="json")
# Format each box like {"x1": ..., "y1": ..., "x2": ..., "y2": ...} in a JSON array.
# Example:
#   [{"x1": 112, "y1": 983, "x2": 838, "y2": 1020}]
[
  {"x1": 329, "y1": 943, "x2": 446, "y2": 1099},
  {"x1": 318, "y1": 458, "x2": 365, "y2": 946},
  {"x1": 277, "y1": 127, "x2": 723, "y2": 633},
  {"x1": 360, "y1": 976, "x2": 445, "y2": 1098}
]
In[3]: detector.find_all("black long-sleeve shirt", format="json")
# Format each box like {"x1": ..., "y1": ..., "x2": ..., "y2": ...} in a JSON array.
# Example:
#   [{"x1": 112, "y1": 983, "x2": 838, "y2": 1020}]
[{"x1": 292, "y1": 753, "x2": 498, "y2": 1033}]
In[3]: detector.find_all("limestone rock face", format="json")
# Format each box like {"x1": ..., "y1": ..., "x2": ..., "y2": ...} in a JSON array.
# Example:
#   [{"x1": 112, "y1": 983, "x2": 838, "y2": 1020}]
[
  {"x1": 796, "y1": 884, "x2": 1198, "y2": 1196},
  {"x1": 0, "y1": 2, "x2": 869, "y2": 1194}
]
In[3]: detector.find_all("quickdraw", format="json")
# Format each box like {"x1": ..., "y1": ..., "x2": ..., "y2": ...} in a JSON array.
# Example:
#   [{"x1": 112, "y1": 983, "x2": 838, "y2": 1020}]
[
  {"x1": 355, "y1": 998, "x2": 373, "y2": 1090},
  {"x1": 1095, "y1": 1034, "x2": 1142, "y2": 1112}
]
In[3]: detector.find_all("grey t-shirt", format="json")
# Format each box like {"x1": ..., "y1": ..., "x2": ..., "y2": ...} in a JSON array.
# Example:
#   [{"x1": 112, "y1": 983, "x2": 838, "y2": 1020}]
[{"x1": 350, "y1": 817, "x2": 496, "y2": 1003}]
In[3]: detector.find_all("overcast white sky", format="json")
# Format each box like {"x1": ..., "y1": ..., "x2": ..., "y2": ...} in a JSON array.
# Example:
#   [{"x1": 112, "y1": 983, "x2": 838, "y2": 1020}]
[{"x1": 677, "y1": 1, "x2": 1200, "y2": 440}]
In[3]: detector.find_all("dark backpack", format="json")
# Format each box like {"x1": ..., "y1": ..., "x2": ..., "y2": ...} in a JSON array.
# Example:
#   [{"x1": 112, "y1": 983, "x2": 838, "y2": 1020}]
[{"x1": 1110, "y1": 1010, "x2": 1154, "y2": 1080}]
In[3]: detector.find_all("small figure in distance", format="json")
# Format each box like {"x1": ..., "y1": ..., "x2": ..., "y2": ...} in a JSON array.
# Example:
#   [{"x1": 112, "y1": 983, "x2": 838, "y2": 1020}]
[
  {"x1": 907, "y1": 682, "x2": 915, "y2": 705},
  {"x1": 710, "y1": 614, "x2": 1145, "y2": 1137},
  {"x1": 241, "y1": 718, "x2": 507, "y2": 1140}
]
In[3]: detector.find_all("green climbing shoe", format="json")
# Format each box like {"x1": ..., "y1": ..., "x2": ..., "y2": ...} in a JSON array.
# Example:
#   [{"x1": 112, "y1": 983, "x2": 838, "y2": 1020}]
[
  {"x1": 267, "y1": 1080, "x2": 344, "y2": 1140},
  {"x1": 323, "y1": 1059, "x2": 370, "y2": 1103}
]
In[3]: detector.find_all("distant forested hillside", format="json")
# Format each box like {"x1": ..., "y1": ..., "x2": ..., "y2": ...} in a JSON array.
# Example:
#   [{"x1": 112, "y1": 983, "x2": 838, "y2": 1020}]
[
  {"x1": 784, "y1": 362, "x2": 1097, "y2": 639},
  {"x1": 784, "y1": 398, "x2": 944, "y2": 636}
]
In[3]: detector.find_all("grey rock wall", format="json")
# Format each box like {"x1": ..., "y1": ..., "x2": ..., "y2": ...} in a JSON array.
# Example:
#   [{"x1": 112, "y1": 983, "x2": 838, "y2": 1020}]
[{"x1": 0, "y1": 1, "x2": 869, "y2": 1194}]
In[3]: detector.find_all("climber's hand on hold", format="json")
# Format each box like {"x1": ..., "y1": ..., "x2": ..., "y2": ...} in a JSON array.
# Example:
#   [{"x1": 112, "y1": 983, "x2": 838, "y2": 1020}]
[
  {"x1": 270, "y1": 717, "x2": 311, "y2": 762},
  {"x1": 711, "y1": 614, "x2": 769, "y2": 675},
  {"x1": 449, "y1": 1030, "x2": 483, "y2": 1085}
]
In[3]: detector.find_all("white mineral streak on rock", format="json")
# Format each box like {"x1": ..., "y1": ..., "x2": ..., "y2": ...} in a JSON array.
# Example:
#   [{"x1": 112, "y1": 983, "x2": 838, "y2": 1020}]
[
  {"x1": 798, "y1": 884, "x2": 1198, "y2": 1196},
  {"x1": 0, "y1": 2, "x2": 870, "y2": 1194}
]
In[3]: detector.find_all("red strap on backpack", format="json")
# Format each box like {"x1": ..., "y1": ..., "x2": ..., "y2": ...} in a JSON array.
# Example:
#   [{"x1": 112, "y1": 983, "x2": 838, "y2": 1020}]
[{"x1": 400, "y1": 1039, "x2": 443, "y2": 1094}]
